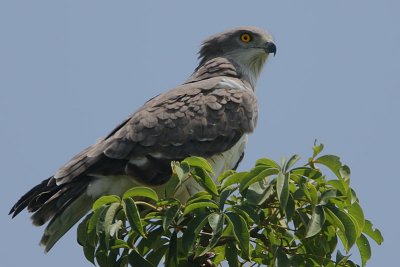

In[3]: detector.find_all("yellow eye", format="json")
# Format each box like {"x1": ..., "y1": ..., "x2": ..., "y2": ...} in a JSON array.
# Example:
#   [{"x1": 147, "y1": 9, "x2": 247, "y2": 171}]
[{"x1": 240, "y1": 33, "x2": 252, "y2": 43}]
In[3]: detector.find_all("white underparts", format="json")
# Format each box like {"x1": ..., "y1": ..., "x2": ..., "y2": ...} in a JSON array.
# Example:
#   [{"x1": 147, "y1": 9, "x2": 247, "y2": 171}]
[{"x1": 207, "y1": 134, "x2": 247, "y2": 179}]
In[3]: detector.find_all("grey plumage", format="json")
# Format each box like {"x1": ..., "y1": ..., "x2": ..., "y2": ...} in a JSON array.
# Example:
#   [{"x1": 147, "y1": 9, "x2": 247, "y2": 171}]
[{"x1": 9, "y1": 26, "x2": 276, "y2": 252}]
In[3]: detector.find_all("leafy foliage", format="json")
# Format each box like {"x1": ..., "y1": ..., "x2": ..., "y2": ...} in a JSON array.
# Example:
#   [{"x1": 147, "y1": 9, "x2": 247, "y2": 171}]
[{"x1": 78, "y1": 145, "x2": 383, "y2": 267}]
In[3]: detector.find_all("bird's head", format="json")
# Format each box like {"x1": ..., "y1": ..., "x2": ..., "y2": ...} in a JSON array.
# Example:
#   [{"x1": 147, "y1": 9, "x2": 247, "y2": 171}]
[{"x1": 198, "y1": 26, "x2": 276, "y2": 86}]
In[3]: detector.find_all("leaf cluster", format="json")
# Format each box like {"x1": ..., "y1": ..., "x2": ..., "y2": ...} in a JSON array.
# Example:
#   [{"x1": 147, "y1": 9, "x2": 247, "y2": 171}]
[{"x1": 77, "y1": 144, "x2": 383, "y2": 267}]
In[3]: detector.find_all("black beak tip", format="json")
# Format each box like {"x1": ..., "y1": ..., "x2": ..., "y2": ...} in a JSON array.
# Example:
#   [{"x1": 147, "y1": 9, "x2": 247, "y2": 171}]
[{"x1": 265, "y1": 42, "x2": 277, "y2": 56}]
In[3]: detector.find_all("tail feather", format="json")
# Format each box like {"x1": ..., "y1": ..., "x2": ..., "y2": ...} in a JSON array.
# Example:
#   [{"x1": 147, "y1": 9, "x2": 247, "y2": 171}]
[
  {"x1": 30, "y1": 181, "x2": 86, "y2": 226},
  {"x1": 10, "y1": 175, "x2": 94, "y2": 251},
  {"x1": 40, "y1": 192, "x2": 92, "y2": 252},
  {"x1": 9, "y1": 177, "x2": 57, "y2": 218}
]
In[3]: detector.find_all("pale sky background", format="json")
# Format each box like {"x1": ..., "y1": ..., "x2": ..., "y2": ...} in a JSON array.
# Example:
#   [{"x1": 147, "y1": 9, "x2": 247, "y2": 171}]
[{"x1": 1, "y1": 1, "x2": 398, "y2": 266}]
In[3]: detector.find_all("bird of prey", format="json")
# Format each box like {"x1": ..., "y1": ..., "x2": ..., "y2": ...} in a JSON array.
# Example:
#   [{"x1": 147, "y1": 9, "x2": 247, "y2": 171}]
[{"x1": 9, "y1": 26, "x2": 276, "y2": 252}]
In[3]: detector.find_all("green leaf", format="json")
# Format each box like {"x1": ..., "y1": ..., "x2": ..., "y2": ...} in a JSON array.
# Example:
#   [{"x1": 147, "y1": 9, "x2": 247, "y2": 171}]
[
  {"x1": 312, "y1": 142, "x2": 324, "y2": 158},
  {"x1": 163, "y1": 203, "x2": 180, "y2": 231},
  {"x1": 345, "y1": 260, "x2": 358, "y2": 267},
  {"x1": 225, "y1": 241, "x2": 239, "y2": 267},
  {"x1": 208, "y1": 212, "x2": 223, "y2": 231},
  {"x1": 285, "y1": 194, "x2": 295, "y2": 222},
  {"x1": 226, "y1": 212, "x2": 250, "y2": 259},
  {"x1": 181, "y1": 214, "x2": 209, "y2": 255},
  {"x1": 146, "y1": 245, "x2": 168, "y2": 266},
  {"x1": 77, "y1": 213, "x2": 91, "y2": 246},
  {"x1": 198, "y1": 212, "x2": 225, "y2": 256},
  {"x1": 326, "y1": 206, "x2": 357, "y2": 251},
  {"x1": 305, "y1": 206, "x2": 325, "y2": 238},
  {"x1": 356, "y1": 233, "x2": 371, "y2": 267},
  {"x1": 210, "y1": 245, "x2": 226, "y2": 266},
  {"x1": 348, "y1": 201, "x2": 365, "y2": 237},
  {"x1": 348, "y1": 188, "x2": 358, "y2": 205},
  {"x1": 124, "y1": 198, "x2": 146, "y2": 238},
  {"x1": 92, "y1": 195, "x2": 120, "y2": 211},
  {"x1": 186, "y1": 191, "x2": 212, "y2": 205},
  {"x1": 77, "y1": 214, "x2": 95, "y2": 264},
  {"x1": 239, "y1": 168, "x2": 279, "y2": 191},
  {"x1": 95, "y1": 250, "x2": 108, "y2": 267},
  {"x1": 193, "y1": 167, "x2": 219, "y2": 196},
  {"x1": 280, "y1": 156, "x2": 287, "y2": 168},
  {"x1": 128, "y1": 249, "x2": 155, "y2": 267},
  {"x1": 319, "y1": 189, "x2": 338, "y2": 205},
  {"x1": 164, "y1": 173, "x2": 180, "y2": 198},
  {"x1": 117, "y1": 254, "x2": 129, "y2": 267},
  {"x1": 339, "y1": 165, "x2": 351, "y2": 182},
  {"x1": 87, "y1": 205, "x2": 107, "y2": 246},
  {"x1": 327, "y1": 179, "x2": 347, "y2": 195},
  {"x1": 172, "y1": 161, "x2": 190, "y2": 181},
  {"x1": 218, "y1": 187, "x2": 234, "y2": 209},
  {"x1": 275, "y1": 247, "x2": 290, "y2": 267},
  {"x1": 110, "y1": 238, "x2": 129, "y2": 249},
  {"x1": 136, "y1": 227, "x2": 168, "y2": 256},
  {"x1": 363, "y1": 219, "x2": 384, "y2": 245},
  {"x1": 245, "y1": 179, "x2": 274, "y2": 205},
  {"x1": 217, "y1": 169, "x2": 236, "y2": 182},
  {"x1": 335, "y1": 250, "x2": 350, "y2": 264},
  {"x1": 324, "y1": 206, "x2": 345, "y2": 233},
  {"x1": 230, "y1": 207, "x2": 253, "y2": 224},
  {"x1": 122, "y1": 187, "x2": 159, "y2": 201},
  {"x1": 183, "y1": 156, "x2": 214, "y2": 174},
  {"x1": 165, "y1": 231, "x2": 178, "y2": 267},
  {"x1": 325, "y1": 225, "x2": 339, "y2": 252},
  {"x1": 232, "y1": 205, "x2": 259, "y2": 224},
  {"x1": 297, "y1": 209, "x2": 310, "y2": 227},
  {"x1": 82, "y1": 243, "x2": 96, "y2": 265},
  {"x1": 284, "y1": 154, "x2": 300, "y2": 171},
  {"x1": 277, "y1": 172, "x2": 289, "y2": 211},
  {"x1": 300, "y1": 183, "x2": 311, "y2": 203},
  {"x1": 99, "y1": 202, "x2": 121, "y2": 249},
  {"x1": 255, "y1": 158, "x2": 280, "y2": 169},
  {"x1": 221, "y1": 172, "x2": 248, "y2": 189},
  {"x1": 290, "y1": 167, "x2": 322, "y2": 180},
  {"x1": 238, "y1": 167, "x2": 269, "y2": 192},
  {"x1": 307, "y1": 183, "x2": 318, "y2": 207},
  {"x1": 107, "y1": 245, "x2": 119, "y2": 264},
  {"x1": 183, "y1": 200, "x2": 219, "y2": 216},
  {"x1": 315, "y1": 155, "x2": 342, "y2": 179}
]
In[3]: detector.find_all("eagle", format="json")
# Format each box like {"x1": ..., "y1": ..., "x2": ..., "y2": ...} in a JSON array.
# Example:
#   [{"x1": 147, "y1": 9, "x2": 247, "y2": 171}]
[{"x1": 9, "y1": 26, "x2": 276, "y2": 252}]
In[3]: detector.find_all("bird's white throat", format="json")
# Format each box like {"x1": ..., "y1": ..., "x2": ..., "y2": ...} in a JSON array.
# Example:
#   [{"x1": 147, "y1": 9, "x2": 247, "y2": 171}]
[{"x1": 226, "y1": 49, "x2": 268, "y2": 89}]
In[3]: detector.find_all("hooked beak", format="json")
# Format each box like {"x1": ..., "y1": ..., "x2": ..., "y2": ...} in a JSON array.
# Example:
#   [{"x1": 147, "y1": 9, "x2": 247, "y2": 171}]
[{"x1": 264, "y1": 42, "x2": 277, "y2": 56}]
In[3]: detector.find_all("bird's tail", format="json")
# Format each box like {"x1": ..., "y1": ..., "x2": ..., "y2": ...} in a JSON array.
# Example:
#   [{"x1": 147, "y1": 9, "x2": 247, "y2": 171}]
[
  {"x1": 9, "y1": 176, "x2": 93, "y2": 252},
  {"x1": 40, "y1": 191, "x2": 92, "y2": 252}
]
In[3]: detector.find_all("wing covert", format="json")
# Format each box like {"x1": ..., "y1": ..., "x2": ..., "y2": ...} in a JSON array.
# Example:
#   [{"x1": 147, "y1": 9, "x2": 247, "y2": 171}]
[{"x1": 104, "y1": 78, "x2": 258, "y2": 161}]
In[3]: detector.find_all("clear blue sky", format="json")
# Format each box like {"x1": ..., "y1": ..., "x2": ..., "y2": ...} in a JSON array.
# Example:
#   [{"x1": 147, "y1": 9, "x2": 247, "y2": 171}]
[{"x1": 1, "y1": 1, "x2": 398, "y2": 266}]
